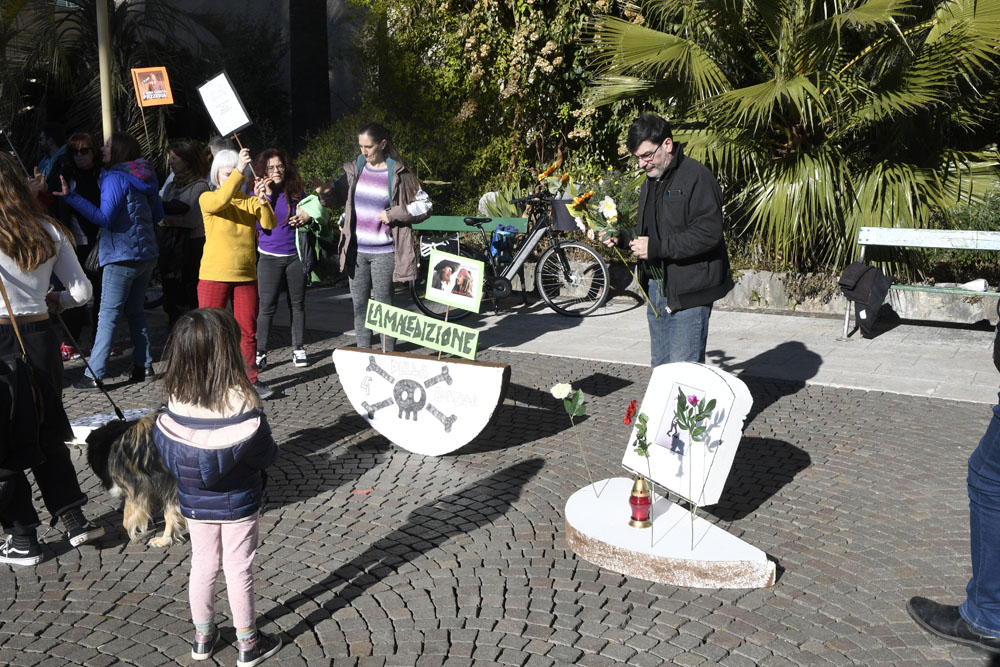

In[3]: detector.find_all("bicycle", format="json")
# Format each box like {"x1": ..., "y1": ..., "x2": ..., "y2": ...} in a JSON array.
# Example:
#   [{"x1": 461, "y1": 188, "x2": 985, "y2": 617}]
[{"x1": 410, "y1": 191, "x2": 610, "y2": 320}]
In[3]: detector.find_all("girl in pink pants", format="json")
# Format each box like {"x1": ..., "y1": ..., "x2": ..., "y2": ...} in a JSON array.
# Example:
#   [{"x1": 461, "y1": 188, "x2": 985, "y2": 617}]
[{"x1": 153, "y1": 308, "x2": 281, "y2": 666}]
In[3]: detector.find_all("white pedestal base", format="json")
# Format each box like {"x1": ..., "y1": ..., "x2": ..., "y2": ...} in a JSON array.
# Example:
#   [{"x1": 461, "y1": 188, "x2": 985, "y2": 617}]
[{"x1": 565, "y1": 478, "x2": 775, "y2": 588}]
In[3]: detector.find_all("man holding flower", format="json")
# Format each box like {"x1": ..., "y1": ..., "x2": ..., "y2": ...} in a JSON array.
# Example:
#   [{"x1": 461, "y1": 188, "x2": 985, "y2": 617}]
[{"x1": 603, "y1": 113, "x2": 734, "y2": 367}]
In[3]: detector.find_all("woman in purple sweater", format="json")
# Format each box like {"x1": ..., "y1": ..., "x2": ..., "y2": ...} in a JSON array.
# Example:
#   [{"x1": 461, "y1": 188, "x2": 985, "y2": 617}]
[{"x1": 253, "y1": 148, "x2": 311, "y2": 370}]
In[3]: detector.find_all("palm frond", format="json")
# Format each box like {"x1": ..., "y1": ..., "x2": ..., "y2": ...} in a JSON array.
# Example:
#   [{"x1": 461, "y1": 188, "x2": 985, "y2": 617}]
[
  {"x1": 702, "y1": 74, "x2": 827, "y2": 131},
  {"x1": 739, "y1": 149, "x2": 851, "y2": 265},
  {"x1": 588, "y1": 16, "x2": 731, "y2": 100}
]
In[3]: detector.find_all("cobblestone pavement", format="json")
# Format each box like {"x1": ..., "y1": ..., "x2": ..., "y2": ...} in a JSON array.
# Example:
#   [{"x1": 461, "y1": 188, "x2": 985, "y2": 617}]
[{"x1": 0, "y1": 323, "x2": 997, "y2": 666}]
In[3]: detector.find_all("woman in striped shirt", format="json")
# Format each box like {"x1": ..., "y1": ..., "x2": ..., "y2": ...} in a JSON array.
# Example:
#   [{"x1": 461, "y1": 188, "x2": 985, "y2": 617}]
[{"x1": 317, "y1": 122, "x2": 431, "y2": 351}]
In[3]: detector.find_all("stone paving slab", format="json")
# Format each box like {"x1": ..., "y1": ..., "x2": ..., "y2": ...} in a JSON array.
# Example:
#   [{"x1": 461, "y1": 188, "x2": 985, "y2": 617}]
[{"x1": 0, "y1": 317, "x2": 997, "y2": 665}]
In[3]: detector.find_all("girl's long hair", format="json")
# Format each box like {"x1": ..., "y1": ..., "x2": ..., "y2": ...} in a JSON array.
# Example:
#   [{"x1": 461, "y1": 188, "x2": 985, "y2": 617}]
[
  {"x1": 0, "y1": 153, "x2": 57, "y2": 272},
  {"x1": 160, "y1": 308, "x2": 261, "y2": 412},
  {"x1": 253, "y1": 147, "x2": 303, "y2": 222}
]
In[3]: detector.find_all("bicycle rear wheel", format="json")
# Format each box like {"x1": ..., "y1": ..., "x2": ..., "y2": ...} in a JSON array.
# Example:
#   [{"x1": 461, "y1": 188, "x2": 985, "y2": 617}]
[
  {"x1": 535, "y1": 241, "x2": 610, "y2": 316},
  {"x1": 410, "y1": 246, "x2": 478, "y2": 321}
]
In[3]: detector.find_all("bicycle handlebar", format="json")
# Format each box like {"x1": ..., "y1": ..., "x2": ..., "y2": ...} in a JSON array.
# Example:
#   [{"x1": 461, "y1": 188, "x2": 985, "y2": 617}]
[{"x1": 510, "y1": 191, "x2": 556, "y2": 206}]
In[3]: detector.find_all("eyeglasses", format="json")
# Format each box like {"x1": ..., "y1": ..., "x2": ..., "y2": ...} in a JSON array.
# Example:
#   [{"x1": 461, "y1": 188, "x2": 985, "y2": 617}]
[
  {"x1": 70, "y1": 147, "x2": 92, "y2": 156},
  {"x1": 634, "y1": 141, "x2": 667, "y2": 164},
  {"x1": 266, "y1": 164, "x2": 286, "y2": 173}
]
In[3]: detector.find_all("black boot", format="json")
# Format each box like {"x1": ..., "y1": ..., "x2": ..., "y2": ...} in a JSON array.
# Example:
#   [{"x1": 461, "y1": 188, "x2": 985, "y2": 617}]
[{"x1": 907, "y1": 596, "x2": 1000, "y2": 655}]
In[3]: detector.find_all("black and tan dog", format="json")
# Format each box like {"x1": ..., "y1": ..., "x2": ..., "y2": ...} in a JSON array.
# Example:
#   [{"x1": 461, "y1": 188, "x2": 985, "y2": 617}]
[{"x1": 85, "y1": 412, "x2": 186, "y2": 547}]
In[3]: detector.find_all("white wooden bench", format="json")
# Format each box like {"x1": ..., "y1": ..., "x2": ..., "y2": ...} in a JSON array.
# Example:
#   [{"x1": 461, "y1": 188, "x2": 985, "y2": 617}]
[{"x1": 843, "y1": 227, "x2": 1000, "y2": 336}]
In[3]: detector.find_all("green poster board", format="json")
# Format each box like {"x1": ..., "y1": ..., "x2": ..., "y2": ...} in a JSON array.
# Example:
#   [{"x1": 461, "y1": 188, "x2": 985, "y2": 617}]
[{"x1": 365, "y1": 301, "x2": 479, "y2": 360}]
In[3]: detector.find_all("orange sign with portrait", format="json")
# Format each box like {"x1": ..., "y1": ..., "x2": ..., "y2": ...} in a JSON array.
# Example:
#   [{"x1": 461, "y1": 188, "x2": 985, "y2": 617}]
[{"x1": 130, "y1": 67, "x2": 174, "y2": 107}]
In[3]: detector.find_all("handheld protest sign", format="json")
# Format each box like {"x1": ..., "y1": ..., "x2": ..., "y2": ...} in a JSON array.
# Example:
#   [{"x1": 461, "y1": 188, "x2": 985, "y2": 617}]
[
  {"x1": 424, "y1": 249, "x2": 484, "y2": 313},
  {"x1": 334, "y1": 347, "x2": 510, "y2": 456},
  {"x1": 197, "y1": 71, "x2": 252, "y2": 137},
  {"x1": 365, "y1": 300, "x2": 478, "y2": 360},
  {"x1": 131, "y1": 67, "x2": 173, "y2": 107}
]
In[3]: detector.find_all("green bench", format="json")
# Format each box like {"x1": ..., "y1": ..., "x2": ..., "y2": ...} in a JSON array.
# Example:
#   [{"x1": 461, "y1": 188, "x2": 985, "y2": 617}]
[
  {"x1": 412, "y1": 215, "x2": 527, "y2": 233},
  {"x1": 843, "y1": 226, "x2": 1000, "y2": 336}
]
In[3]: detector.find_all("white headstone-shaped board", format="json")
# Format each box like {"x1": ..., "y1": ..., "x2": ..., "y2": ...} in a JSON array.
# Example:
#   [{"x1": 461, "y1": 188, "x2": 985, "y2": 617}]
[
  {"x1": 621, "y1": 363, "x2": 752, "y2": 506},
  {"x1": 334, "y1": 347, "x2": 510, "y2": 456}
]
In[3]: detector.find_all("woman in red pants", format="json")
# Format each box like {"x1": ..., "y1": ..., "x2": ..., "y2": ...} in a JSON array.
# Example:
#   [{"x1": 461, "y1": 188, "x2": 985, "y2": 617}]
[{"x1": 197, "y1": 148, "x2": 276, "y2": 399}]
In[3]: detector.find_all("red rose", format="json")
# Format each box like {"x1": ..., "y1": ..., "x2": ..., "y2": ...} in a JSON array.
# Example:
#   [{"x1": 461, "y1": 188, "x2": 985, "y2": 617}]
[{"x1": 623, "y1": 399, "x2": 637, "y2": 426}]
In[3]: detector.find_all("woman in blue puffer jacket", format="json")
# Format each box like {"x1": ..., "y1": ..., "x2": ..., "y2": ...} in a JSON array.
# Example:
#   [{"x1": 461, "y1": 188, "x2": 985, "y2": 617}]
[{"x1": 55, "y1": 131, "x2": 161, "y2": 388}]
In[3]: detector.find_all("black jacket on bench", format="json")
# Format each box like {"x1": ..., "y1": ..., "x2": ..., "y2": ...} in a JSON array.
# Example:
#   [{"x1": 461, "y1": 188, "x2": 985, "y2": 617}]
[{"x1": 839, "y1": 262, "x2": 892, "y2": 338}]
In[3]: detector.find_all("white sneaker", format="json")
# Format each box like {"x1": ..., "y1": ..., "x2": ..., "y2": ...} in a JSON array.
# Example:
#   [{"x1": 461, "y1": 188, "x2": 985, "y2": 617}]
[
  {"x1": 255, "y1": 351, "x2": 267, "y2": 371},
  {"x1": 292, "y1": 349, "x2": 308, "y2": 367}
]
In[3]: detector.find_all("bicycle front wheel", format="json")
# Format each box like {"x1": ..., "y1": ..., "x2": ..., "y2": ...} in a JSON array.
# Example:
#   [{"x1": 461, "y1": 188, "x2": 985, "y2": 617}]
[{"x1": 535, "y1": 242, "x2": 610, "y2": 316}]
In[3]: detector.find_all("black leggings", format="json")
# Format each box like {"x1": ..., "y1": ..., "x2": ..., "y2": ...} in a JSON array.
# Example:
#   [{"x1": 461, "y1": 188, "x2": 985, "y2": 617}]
[
  {"x1": 0, "y1": 320, "x2": 86, "y2": 536},
  {"x1": 256, "y1": 252, "x2": 306, "y2": 352}
]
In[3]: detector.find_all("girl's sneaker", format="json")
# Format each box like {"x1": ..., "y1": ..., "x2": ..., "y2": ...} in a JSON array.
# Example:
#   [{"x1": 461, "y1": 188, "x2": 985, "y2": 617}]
[
  {"x1": 191, "y1": 627, "x2": 220, "y2": 661},
  {"x1": 236, "y1": 632, "x2": 282, "y2": 667},
  {"x1": 0, "y1": 534, "x2": 42, "y2": 566},
  {"x1": 61, "y1": 508, "x2": 104, "y2": 547},
  {"x1": 60, "y1": 343, "x2": 81, "y2": 361},
  {"x1": 292, "y1": 349, "x2": 307, "y2": 367}
]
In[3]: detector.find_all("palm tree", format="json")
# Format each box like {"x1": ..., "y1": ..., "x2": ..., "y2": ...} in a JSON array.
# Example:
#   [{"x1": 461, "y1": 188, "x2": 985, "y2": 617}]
[
  {"x1": 588, "y1": 0, "x2": 1000, "y2": 271},
  {"x1": 2, "y1": 1, "x2": 213, "y2": 167}
]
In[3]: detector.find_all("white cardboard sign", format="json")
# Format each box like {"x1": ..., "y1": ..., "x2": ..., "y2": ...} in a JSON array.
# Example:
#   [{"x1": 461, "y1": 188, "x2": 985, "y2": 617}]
[
  {"x1": 621, "y1": 362, "x2": 752, "y2": 506},
  {"x1": 197, "y1": 71, "x2": 252, "y2": 137},
  {"x1": 334, "y1": 347, "x2": 510, "y2": 456}
]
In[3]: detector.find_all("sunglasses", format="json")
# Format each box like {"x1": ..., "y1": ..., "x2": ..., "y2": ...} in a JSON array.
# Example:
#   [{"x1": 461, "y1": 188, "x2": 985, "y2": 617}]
[{"x1": 71, "y1": 147, "x2": 92, "y2": 156}]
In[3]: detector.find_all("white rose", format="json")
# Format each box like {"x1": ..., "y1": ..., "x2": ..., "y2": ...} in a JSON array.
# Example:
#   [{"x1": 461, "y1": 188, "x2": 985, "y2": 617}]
[
  {"x1": 550, "y1": 383, "x2": 573, "y2": 400},
  {"x1": 599, "y1": 196, "x2": 618, "y2": 220}
]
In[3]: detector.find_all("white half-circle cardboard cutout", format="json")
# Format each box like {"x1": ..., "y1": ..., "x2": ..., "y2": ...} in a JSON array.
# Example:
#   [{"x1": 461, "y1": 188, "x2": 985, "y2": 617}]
[
  {"x1": 565, "y1": 478, "x2": 775, "y2": 588},
  {"x1": 69, "y1": 408, "x2": 154, "y2": 444},
  {"x1": 334, "y1": 347, "x2": 510, "y2": 456},
  {"x1": 621, "y1": 362, "x2": 752, "y2": 507}
]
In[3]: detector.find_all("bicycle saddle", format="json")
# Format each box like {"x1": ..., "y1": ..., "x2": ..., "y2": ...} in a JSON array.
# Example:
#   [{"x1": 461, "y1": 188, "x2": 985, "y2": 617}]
[{"x1": 464, "y1": 217, "x2": 492, "y2": 227}]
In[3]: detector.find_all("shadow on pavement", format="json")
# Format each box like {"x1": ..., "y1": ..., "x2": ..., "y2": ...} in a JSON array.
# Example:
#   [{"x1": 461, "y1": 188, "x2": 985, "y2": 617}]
[
  {"x1": 706, "y1": 436, "x2": 811, "y2": 521},
  {"x1": 265, "y1": 425, "x2": 392, "y2": 510},
  {"x1": 708, "y1": 341, "x2": 822, "y2": 426},
  {"x1": 272, "y1": 457, "x2": 545, "y2": 640},
  {"x1": 708, "y1": 340, "x2": 823, "y2": 386},
  {"x1": 460, "y1": 404, "x2": 576, "y2": 455}
]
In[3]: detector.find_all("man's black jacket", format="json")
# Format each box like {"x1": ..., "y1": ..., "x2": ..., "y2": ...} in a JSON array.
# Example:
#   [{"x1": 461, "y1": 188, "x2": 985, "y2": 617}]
[{"x1": 619, "y1": 143, "x2": 734, "y2": 312}]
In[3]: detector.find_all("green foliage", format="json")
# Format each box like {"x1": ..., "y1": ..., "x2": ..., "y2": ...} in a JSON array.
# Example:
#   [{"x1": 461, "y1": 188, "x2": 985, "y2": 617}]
[
  {"x1": 562, "y1": 389, "x2": 586, "y2": 420},
  {"x1": 309, "y1": 0, "x2": 643, "y2": 215},
  {"x1": 588, "y1": 0, "x2": 1000, "y2": 272},
  {"x1": 632, "y1": 413, "x2": 650, "y2": 458}
]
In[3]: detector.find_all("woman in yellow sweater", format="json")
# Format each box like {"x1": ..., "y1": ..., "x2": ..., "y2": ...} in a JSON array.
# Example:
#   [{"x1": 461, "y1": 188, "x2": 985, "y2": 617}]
[{"x1": 198, "y1": 148, "x2": 276, "y2": 399}]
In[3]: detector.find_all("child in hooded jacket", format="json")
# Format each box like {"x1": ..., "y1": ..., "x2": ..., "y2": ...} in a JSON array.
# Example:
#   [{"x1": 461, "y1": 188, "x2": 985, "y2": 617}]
[{"x1": 152, "y1": 308, "x2": 281, "y2": 666}]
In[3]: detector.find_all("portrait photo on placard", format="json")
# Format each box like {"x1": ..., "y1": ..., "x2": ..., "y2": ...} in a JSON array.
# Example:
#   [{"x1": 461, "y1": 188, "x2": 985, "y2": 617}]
[{"x1": 424, "y1": 249, "x2": 484, "y2": 313}]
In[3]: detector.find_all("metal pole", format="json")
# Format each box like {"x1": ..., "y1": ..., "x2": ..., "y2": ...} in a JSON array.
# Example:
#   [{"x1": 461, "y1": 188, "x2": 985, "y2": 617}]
[{"x1": 96, "y1": 0, "x2": 113, "y2": 140}]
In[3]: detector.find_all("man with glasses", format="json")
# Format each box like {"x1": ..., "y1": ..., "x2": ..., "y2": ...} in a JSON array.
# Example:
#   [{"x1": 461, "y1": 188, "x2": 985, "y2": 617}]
[{"x1": 604, "y1": 113, "x2": 733, "y2": 367}]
